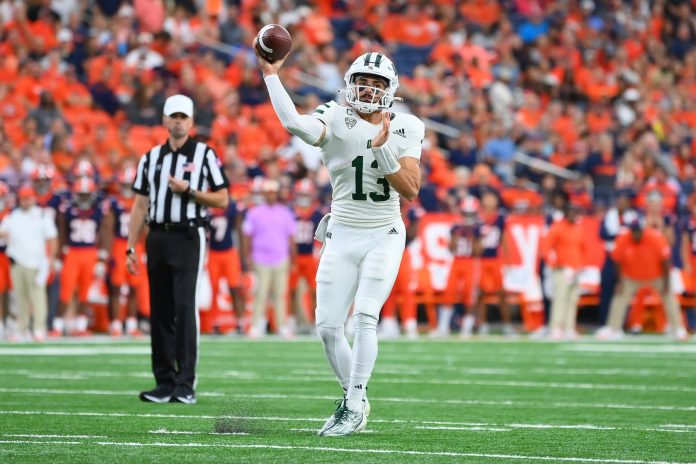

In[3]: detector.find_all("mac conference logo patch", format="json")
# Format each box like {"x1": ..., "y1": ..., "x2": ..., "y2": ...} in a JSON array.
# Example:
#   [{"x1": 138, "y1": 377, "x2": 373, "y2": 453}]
[{"x1": 345, "y1": 117, "x2": 357, "y2": 129}]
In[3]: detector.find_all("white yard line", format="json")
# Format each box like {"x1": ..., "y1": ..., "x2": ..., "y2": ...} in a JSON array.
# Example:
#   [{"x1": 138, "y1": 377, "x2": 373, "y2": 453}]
[
  {"x1": 417, "y1": 426, "x2": 511, "y2": 432},
  {"x1": 203, "y1": 374, "x2": 696, "y2": 393},
  {"x1": 288, "y1": 428, "x2": 379, "y2": 434},
  {"x1": 1, "y1": 366, "x2": 694, "y2": 384},
  {"x1": 0, "y1": 439, "x2": 692, "y2": 464},
  {"x1": 148, "y1": 429, "x2": 248, "y2": 436},
  {"x1": 1, "y1": 387, "x2": 695, "y2": 412},
  {"x1": 4, "y1": 434, "x2": 107, "y2": 439},
  {"x1": 0, "y1": 347, "x2": 148, "y2": 356},
  {"x1": 0, "y1": 410, "x2": 693, "y2": 432}
]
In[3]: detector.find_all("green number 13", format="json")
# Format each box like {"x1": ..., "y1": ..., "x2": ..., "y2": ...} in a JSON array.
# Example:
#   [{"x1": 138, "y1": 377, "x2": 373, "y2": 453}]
[{"x1": 351, "y1": 155, "x2": 390, "y2": 202}]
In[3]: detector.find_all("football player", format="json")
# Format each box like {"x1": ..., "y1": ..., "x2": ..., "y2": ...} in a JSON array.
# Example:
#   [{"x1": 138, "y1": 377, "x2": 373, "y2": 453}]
[
  {"x1": 51, "y1": 178, "x2": 110, "y2": 337},
  {"x1": 104, "y1": 165, "x2": 149, "y2": 337},
  {"x1": 256, "y1": 44, "x2": 424, "y2": 436},
  {"x1": 208, "y1": 187, "x2": 245, "y2": 334},
  {"x1": 475, "y1": 189, "x2": 515, "y2": 336},
  {"x1": 289, "y1": 178, "x2": 324, "y2": 335},
  {"x1": 433, "y1": 196, "x2": 482, "y2": 338}
]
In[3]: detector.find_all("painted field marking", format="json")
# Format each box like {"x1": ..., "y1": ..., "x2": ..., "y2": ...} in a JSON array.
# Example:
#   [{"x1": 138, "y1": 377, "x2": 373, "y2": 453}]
[
  {"x1": 0, "y1": 439, "x2": 693, "y2": 464},
  {"x1": 0, "y1": 410, "x2": 693, "y2": 433}
]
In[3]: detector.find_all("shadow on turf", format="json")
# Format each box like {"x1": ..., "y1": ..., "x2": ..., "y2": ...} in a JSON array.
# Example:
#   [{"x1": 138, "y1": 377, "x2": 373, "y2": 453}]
[{"x1": 214, "y1": 400, "x2": 271, "y2": 435}]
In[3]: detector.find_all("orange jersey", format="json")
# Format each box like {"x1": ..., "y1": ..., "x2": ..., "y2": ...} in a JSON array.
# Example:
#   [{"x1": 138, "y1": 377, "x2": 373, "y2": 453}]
[
  {"x1": 612, "y1": 228, "x2": 670, "y2": 280},
  {"x1": 543, "y1": 219, "x2": 585, "y2": 269}
]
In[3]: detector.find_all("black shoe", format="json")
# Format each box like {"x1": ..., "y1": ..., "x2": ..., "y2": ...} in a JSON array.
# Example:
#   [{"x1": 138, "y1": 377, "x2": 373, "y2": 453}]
[
  {"x1": 139, "y1": 384, "x2": 174, "y2": 403},
  {"x1": 170, "y1": 386, "x2": 196, "y2": 404}
]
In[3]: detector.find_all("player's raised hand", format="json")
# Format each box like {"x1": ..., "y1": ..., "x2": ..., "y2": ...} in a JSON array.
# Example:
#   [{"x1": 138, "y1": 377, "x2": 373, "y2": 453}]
[
  {"x1": 253, "y1": 37, "x2": 288, "y2": 76},
  {"x1": 371, "y1": 111, "x2": 391, "y2": 148}
]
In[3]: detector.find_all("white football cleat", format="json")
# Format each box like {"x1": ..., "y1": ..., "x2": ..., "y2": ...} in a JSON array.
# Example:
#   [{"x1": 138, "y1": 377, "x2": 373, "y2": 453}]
[{"x1": 320, "y1": 399, "x2": 366, "y2": 437}]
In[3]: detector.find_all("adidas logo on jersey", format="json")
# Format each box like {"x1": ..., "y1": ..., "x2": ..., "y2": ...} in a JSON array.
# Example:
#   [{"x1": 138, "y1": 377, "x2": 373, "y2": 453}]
[
  {"x1": 388, "y1": 227, "x2": 398, "y2": 235},
  {"x1": 392, "y1": 128, "x2": 406, "y2": 138}
]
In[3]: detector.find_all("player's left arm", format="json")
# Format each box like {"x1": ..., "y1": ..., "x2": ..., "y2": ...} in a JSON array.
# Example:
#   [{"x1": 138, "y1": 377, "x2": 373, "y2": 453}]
[
  {"x1": 371, "y1": 112, "x2": 423, "y2": 202},
  {"x1": 385, "y1": 157, "x2": 420, "y2": 202}
]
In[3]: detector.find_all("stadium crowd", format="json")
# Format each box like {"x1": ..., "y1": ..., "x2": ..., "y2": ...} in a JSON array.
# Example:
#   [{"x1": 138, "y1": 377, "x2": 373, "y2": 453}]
[{"x1": 0, "y1": 0, "x2": 695, "y2": 341}]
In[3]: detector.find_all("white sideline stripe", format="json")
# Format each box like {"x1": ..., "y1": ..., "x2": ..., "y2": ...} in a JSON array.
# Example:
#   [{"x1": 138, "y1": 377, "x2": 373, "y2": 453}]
[
  {"x1": 0, "y1": 347, "x2": 148, "y2": 356},
  {"x1": 562, "y1": 345, "x2": 696, "y2": 354},
  {"x1": 0, "y1": 439, "x2": 693, "y2": 464},
  {"x1": 0, "y1": 410, "x2": 694, "y2": 433},
  {"x1": 148, "y1": 429, "x2": 248, "y2": 436},
  {"x1": 0, "y1": 388, "x2": 225, "y2": 397},
  {"x1": 4, "y1": 434, "x2": 107, "y2": 439},
  {"x1": 2, "y1": 365, "x2": 694, "y2": 380},
  {"x1": 0, "y1": 440, "x2": 82, "y2": 444},
  {"x1": 2, "y1": 367, "x2": 695, "y2": 386},
  {"x1": 663, "y1": 424, "x2": 696, "y2": 428}
]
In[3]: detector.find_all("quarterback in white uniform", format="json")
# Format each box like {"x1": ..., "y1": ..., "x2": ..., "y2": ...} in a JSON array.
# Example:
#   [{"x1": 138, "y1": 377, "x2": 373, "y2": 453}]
[{"x1": 255, "y1": 41, "x2": 424, "y2": 436}]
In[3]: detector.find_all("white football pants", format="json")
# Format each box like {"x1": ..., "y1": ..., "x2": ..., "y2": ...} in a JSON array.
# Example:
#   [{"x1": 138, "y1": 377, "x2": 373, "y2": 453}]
[{"x1": 315, "y1": 218, "x2": 406, "y2": 327}]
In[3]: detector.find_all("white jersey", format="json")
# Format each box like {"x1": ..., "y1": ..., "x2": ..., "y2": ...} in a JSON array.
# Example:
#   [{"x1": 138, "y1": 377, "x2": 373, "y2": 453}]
[{"x1": 312, "y1": 101, "x2": 424, "y2": 228}]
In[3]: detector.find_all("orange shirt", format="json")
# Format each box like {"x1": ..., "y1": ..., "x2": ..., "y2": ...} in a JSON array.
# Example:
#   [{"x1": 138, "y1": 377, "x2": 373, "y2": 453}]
[
  {"x1": 543, "y1": 219, "x2": 585, "y2": 269},
  {"x1": 612, "y1": 229, "x2": 670, "y2": 280}
]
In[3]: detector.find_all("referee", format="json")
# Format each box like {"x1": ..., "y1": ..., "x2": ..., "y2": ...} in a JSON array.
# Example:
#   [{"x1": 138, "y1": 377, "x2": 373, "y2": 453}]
[{"x1": 127, "y1": 94, "x2": 229, "y2": 404}]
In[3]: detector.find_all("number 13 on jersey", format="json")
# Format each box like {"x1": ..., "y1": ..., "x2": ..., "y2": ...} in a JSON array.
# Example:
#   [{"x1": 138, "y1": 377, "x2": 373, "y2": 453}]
[{"x1": 351, "y1": 155, "x2": 390, "y2": 202}]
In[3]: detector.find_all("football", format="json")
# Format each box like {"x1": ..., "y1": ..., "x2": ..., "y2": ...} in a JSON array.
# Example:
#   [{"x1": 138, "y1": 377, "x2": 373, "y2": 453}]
[{"x1": 255, "y1": 24, "x2": 292, "y2": 63}]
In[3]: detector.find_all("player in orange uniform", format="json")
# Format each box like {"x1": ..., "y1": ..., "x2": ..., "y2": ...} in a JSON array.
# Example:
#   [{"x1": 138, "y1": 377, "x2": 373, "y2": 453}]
[
  {"x1": 104, "y1": 166, "x2": 148, "y2": 337},
  {"x1": 208, "y1": 191, "x2": 245, "y2": 333},
  {"x1": 51, "y1": 178, "x2": 110, "y2": 336},
  {"x1": 0, "y1": 182, "x2": 11, "y2": 340},
  {"x1": 289, "y1": 179, "x2": 323, "y2": 334},
  {"x1": 474, "y1": 190, "x2": 515, "y2": 336},
  {"x1": 432, "y1": 196, "x2": 482, "y2": 337}
]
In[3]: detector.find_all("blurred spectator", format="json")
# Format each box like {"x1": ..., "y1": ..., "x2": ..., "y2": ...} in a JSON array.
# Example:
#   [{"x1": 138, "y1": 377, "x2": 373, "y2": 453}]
[
  {"x1": 241, "y1": 179, "x2": 296, "y2": 337},
  {"x1": 0, "y1": 185, "x2": 57, "y2": 342},
  {"x1": 542, "y1": 203, "x2": 585, "y2": 340}
]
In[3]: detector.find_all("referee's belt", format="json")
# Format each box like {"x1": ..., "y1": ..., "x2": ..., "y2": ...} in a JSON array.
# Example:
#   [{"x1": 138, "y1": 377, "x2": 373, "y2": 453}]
[{"x1": 148, "y1": 221, "x2": 206, "y2": 232}]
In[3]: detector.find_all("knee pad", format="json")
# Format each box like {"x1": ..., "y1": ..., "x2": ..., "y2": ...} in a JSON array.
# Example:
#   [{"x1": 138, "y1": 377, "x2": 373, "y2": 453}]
[
  {"x1": 317, "y1": 325, "x2": 344, "y2": 345},
  {"x1": 353, "y1": 312, "x2": 378, "y2": 332}
]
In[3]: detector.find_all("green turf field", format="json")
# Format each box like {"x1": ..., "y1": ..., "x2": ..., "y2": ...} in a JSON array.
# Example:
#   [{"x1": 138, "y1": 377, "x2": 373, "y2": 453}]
[{"x1": 0, "y1": 336, "x2": 694, "y2": 463}]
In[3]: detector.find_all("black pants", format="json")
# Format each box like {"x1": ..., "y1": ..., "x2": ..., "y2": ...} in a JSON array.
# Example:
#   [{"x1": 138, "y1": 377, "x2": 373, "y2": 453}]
[
  {"x1": 146, "y1": 227, "x2": 204, "y2": 391},
  {"x1": 599, "y1": 255, "x2": 618, "y2": 326}
]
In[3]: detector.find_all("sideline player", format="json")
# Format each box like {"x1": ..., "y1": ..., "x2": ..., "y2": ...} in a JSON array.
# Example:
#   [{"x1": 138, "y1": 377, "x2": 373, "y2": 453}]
[{"x1": 256, "y1": 43, "x2": 424, "y2": 436}]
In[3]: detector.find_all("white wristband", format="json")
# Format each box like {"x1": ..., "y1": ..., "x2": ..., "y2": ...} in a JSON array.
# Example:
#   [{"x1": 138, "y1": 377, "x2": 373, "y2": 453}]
[{"x1": 371, "y1": 144, "x2": 401, "y2": 175}]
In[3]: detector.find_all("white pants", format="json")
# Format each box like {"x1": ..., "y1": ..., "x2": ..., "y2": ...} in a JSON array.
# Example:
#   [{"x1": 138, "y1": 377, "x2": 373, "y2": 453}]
[{"x1": 315, "y1": 218, "x2": 405, "y2": 328}]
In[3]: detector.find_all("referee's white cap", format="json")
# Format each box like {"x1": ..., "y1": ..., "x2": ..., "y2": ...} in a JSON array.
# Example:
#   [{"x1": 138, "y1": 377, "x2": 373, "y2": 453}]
[{"x1": 163, "y1": 94, "x2": 194, "y2": 117}]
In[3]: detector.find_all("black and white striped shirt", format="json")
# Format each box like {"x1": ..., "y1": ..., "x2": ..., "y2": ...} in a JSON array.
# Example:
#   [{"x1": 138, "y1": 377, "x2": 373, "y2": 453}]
[{"x1": 132, "y1": 137, "x2": 229, "y2": 224}]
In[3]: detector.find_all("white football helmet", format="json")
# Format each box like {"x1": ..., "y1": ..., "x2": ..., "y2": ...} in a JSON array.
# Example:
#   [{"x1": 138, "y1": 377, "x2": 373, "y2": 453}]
[{"x1": 344, "y1": 52, "x2": 399, "y2": 114}]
